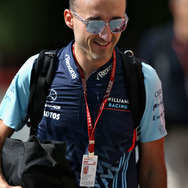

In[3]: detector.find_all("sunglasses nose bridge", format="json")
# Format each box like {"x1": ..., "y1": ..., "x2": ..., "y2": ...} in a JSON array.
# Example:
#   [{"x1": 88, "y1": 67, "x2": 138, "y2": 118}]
[
  {"x1": 99, "y1": 22, "x2": 111, "y2": 34},
  {"x1": 99, "y1": 22, "x2": 112, "y2": 41}
]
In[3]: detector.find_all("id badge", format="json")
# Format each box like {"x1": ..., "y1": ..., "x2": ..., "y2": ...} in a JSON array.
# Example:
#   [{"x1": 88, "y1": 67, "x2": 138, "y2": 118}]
[{"x1": 80, "y1": 154, "x2": 98, "y2": 187}]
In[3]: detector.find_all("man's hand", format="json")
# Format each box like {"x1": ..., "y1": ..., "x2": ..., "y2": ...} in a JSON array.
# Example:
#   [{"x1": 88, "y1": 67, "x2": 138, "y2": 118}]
[
  {"x1": 0, "y1": 120, "x2": 20, "y2": 188},
  {"x1": 0, "y1": 177, "x2": 22, "y2": 188}
]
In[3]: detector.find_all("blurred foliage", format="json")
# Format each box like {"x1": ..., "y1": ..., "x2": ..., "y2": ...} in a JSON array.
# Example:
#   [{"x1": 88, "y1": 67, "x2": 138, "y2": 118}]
[
  {"x1": 0, "y1": 0, "x2": 51, "y2": 56},
  {"x1": 118, "y1": 0, "x2": 171, "y2": 51},
  {"x1": 0, "y1": 0, "x2": 72, "y2": 66}
]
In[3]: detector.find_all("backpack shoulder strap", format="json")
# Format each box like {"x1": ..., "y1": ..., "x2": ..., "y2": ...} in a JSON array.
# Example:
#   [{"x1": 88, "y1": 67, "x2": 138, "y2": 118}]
[
  {"x1": 119, "y1": 50, "x2": 146, "y2": 130},
  {"x1": 28, "y1": 49, "x2": 60, "y2": 135}
]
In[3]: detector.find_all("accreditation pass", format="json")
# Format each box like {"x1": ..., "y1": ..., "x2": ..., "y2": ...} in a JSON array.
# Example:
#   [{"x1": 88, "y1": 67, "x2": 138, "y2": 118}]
[{"x1": 80, "y1": 154, "x2": 98, "y2": 187}]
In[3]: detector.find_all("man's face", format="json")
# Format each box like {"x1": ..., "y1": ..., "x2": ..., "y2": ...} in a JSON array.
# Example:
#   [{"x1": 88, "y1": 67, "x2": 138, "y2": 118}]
[{"x1": 72, "y1": 0, "x2": 126, "y2": 64}]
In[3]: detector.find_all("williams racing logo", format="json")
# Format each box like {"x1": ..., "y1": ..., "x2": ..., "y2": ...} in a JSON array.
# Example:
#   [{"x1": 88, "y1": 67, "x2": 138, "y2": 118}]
[{"x1": 105, "y1": 97, "x2": 130, "y2": 111}]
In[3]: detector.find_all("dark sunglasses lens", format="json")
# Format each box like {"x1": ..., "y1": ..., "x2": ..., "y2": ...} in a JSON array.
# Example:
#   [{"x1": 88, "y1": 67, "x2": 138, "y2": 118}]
[
  {"x1": 110, "y1": 19, "x2": 126, "y2": 33},
  {"x1": 87, "y1": 20, "x2": 105, "y2": 34}
]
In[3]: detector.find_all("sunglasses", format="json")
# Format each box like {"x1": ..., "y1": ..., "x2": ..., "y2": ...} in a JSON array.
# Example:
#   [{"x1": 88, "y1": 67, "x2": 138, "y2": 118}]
[{"x1": 72, "y1": 11, "x2": 128, "y2": 34}]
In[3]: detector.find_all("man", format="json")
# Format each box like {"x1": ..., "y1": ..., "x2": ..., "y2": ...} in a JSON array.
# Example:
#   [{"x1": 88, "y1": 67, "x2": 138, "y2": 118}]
[
  {"x1": 137, "y1": 0, "x2": 188, "y2": 125},
  {"x1": 0, "y1": 0, "x2": 167, "y2": 187},
  {"x1": 137, "y1": 0, "x2": 188, "y2": 186}
]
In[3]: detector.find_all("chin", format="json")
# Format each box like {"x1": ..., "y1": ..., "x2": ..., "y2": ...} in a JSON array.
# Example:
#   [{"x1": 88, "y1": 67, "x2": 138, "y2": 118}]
[
  {"x1": 91, "y1": 50, "x2": 113, "y2": 61},
  {"x1": 92, "y1": 55, "x2": 111, "y2": 63}
]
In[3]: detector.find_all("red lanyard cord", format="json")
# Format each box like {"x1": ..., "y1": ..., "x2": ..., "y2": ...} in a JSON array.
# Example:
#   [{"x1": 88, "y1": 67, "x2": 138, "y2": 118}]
[{"x1": 72, "y1": 44, "x2": 117, "y2": 156}]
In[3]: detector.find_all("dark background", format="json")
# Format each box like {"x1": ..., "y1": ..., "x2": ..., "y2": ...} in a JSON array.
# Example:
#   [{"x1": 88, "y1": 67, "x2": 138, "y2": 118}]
[
  {"x1": 1, "y1": 2, "x2": 188, "y2": 188},
  {"x1": 0, "y1": 0, "x2": 171, "y2": 68}
]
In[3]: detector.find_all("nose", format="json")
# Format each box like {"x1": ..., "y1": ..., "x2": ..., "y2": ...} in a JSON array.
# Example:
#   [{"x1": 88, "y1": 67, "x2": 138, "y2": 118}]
[{"x1": 99, "y1": 24, "x2": 112, "y2": 42}]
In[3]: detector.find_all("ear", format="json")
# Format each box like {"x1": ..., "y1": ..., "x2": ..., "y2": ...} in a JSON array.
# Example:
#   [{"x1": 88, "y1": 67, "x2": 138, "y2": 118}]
[{"x1": 64, "y1": 9, "x2": 74, "y2": 29}]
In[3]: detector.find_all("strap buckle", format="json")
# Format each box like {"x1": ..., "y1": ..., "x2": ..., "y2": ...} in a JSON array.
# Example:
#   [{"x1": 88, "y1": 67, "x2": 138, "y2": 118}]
[{"x1": 124, "y1": 50, "x2": 134, "y2": 57}]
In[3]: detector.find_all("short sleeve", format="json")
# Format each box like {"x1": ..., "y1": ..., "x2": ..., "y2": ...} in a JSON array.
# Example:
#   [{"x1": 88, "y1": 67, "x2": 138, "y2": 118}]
[
  {"x1": 139, "y1": 63, "x2": 167, "y2": 143},
  {"x1": 0, "y1": 54, "x2": 38, "y2": 131}
]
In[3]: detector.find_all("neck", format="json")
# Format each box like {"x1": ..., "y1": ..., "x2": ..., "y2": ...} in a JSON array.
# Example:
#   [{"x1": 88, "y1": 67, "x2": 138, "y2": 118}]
[{"x1": 73, "y1": 44, "x2": 112, "y2": 80}]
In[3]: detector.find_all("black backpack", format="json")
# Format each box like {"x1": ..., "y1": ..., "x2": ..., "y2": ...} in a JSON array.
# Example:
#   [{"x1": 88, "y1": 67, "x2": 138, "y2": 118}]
[{"x1": 28, "y1": 48, "x2": 146, "y2": 138}]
